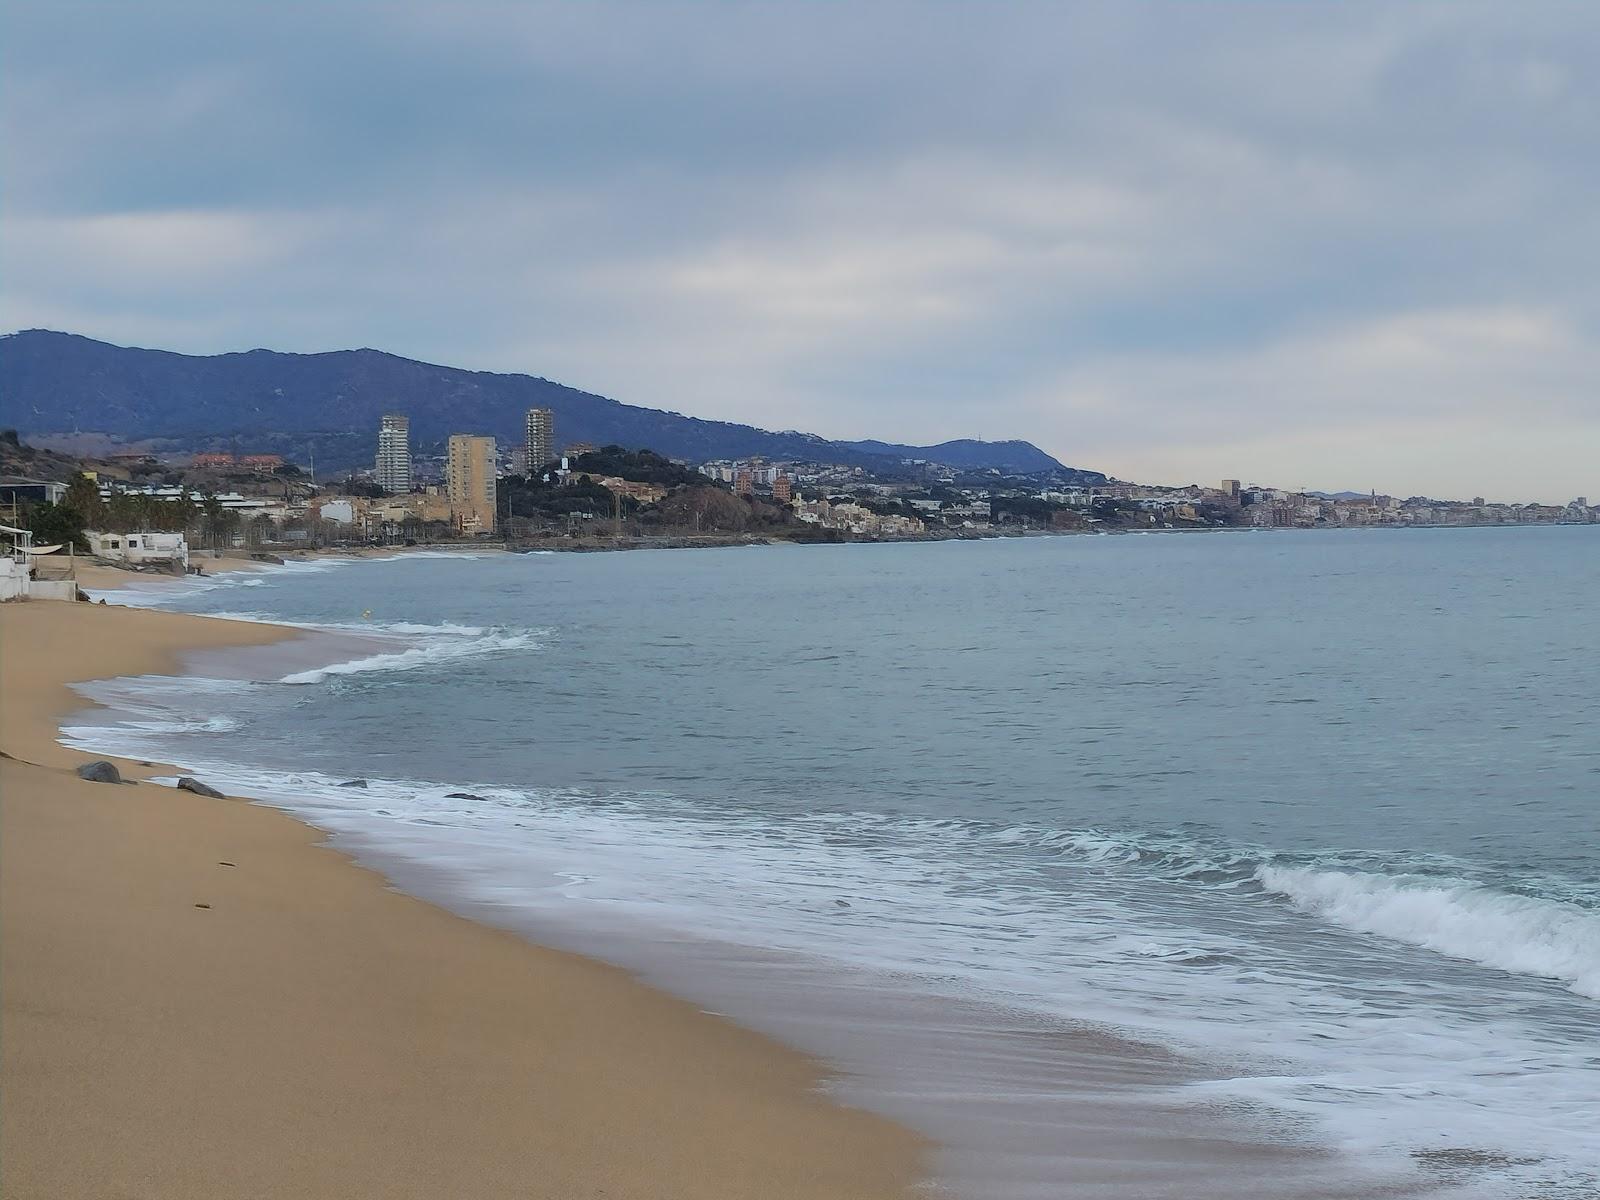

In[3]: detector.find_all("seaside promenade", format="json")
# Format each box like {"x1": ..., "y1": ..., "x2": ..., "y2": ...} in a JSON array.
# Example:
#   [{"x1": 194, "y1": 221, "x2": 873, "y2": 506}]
[{"x1": 0, "y1": 595, "x2": 923, "y2": 1198}]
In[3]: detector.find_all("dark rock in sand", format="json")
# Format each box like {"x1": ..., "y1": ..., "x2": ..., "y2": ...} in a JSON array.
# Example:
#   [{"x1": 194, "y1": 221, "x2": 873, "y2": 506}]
[
  {"x1": 76, "y1": 760, "x2": 123, "y2": 784},
  {"x1": 177, "y1": 776, "x2": 226, "y2": 798},
  {"x1": 446, "y1": 792, "x2": 488, "y2": 801},
  {"x1": 338, "y1": 778, "x2": 369, "y2": 788}
]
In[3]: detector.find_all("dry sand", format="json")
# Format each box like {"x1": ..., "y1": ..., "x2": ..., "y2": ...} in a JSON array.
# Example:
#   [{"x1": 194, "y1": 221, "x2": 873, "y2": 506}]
[{"x1": 0, "y1": 600, "x2": 925, "y2": 1199}]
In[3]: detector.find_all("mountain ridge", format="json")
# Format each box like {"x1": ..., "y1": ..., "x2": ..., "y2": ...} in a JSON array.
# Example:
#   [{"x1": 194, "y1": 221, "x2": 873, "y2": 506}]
[{"x1": 0, "y1": 330, "x2": 1093, "y2": 479}]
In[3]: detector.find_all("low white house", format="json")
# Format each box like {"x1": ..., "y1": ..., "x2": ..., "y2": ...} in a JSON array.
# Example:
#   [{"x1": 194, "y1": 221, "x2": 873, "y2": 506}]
[
  {"x1": 86, "y1": 530, "x2": 190, "y2": 571},
  {"x1": 1, "y1": 524, "x2": 78, "y2": 601}
]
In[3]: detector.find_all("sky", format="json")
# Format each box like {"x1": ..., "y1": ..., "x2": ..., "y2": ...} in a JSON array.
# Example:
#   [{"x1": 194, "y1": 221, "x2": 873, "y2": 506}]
[{"x1": 3, "y1": 1, "x2": 1596, "y2": 502}]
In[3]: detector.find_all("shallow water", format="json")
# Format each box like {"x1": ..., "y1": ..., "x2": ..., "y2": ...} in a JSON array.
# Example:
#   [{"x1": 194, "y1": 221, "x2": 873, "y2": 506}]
[{"x1": 72, "y1": 530, "x2": 1600, "y2": 1198}]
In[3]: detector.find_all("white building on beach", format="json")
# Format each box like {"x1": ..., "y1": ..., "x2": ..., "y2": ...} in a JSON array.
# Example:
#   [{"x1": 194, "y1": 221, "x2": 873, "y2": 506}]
[{"x1": 85, "y1": 530, "x2": 190, "y2": 571}]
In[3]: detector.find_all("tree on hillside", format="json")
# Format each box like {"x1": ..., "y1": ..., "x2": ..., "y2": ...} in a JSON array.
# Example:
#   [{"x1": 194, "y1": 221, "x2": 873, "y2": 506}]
[
  {"x1": 339, "y1": 475, "x2": 388, "y2": 498},
  {"x1": 566, "y1": 446, "x2": 710, "y2": 489},
  {"x1": 502, "y1": 473, "x2": 627, "y2": 521}
]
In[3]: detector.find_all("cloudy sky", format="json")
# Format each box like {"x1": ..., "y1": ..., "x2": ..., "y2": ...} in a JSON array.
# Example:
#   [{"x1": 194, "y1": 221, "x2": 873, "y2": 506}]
[{"x1": 4, "y1": 2, "x2": 1596, "y2": 500}]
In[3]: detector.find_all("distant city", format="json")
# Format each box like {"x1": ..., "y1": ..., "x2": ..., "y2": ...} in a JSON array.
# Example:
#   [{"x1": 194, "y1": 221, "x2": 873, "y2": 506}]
[{"x1": 6, "y1": 402, "x2": 1589, "y2": 564}]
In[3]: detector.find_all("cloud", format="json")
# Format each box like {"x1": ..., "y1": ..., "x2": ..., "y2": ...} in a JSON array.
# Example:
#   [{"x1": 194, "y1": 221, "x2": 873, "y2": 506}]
[
  {"x1": 1025, "y1": 306, "x2": 1598, "y2": 496},
  {"x1": 7, "y1": 210, "x2": 320, "y2": 283},
  {"x1": 1, "y1": 0, "x2": 1596, "y2": 500}
]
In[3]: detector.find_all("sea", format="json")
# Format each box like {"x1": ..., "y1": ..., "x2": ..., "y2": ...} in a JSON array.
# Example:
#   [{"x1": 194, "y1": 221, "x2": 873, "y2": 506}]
[{"x1": 69, "y1": 528, "x2": 1599, "y2": 1199}]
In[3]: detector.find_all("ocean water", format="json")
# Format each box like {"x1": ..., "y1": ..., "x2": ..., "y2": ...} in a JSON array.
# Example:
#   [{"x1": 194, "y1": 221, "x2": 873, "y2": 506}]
[{"x1": 71, "y1": 530, "x2": 1600, "y2": 1198}]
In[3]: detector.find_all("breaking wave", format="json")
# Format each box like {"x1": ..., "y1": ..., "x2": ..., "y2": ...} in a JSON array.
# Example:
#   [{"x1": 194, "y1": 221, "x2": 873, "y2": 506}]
[
  {"x1": 1257, "y1": 865, "x2": 1600, "y2": 1000},
  {"x1": 870, "y1": 820, "x2": 1600, "y2": 1001},
  {"x1": 277, "y1": 629, "x2": 544, "y2": 684}
]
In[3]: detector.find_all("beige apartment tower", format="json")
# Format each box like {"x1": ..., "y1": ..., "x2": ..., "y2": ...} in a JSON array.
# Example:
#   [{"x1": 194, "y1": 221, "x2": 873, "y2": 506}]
[
  {"x1": 446, "y1": 434, "x2": 497, "y2": 534},
  {"x1": 525, "y1": 407, "x2": 555, "y2": 473}
]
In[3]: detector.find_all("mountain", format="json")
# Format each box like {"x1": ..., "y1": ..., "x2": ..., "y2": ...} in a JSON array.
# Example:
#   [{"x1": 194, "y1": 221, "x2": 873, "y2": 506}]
[{"x1": 0, "y1": 330, "x2": 1097, "y2": 480}]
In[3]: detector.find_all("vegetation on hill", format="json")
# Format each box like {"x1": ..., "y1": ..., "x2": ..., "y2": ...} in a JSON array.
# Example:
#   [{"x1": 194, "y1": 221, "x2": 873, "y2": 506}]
[
  {"x1": 0, "y1": 331, "x2": 1091, "y2": 480},
  {"x1": 556, "y1": 446, "x2": 708, "y2": 488},
  {"x1": 646, "y1": 485, "x2": 792, "y2": 534},
  {"x1": 503, "y1": 473, "x2": 635, "y2": 522},
  {"x1": 0, "y1": 428, "x2": 101, "y2": 484}
]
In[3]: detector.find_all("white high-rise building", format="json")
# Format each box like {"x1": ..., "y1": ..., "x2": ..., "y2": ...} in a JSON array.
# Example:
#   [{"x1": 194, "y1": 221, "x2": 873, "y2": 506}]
[
  {"x1": 525, "y1": 407, "x2": 555, "y2": 473},
  {"x1": 375, "y1": 414, "x2": 411, "y2": 493}
]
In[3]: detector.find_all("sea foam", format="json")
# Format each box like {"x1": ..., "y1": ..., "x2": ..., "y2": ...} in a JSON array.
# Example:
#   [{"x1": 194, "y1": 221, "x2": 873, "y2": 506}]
[
  {"x1": 277, "y1": 628, "x2": 544, "y2": 684},
  {"x1": 1257, "y1": 865, "x2": 1600, "y2": 1000}
]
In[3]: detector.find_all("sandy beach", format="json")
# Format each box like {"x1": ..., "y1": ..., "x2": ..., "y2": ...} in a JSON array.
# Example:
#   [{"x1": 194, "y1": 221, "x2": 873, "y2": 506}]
[{"x1": 0, "y1": 599, "x2": 925, "y2": 1199}]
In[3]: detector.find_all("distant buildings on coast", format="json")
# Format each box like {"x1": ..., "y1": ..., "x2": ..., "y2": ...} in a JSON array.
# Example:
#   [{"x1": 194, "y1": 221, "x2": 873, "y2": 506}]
[
  {"x1": 361, "y1": 404, "x2": 561, "y2": 535},
  {"x1": 693, "y1": 457, "x2": 1599, "y2": 536},
  {"x1": 189, "y1": 452, "x2": 286, "y2": 472},
  {"x1": 367, "y1": 410, "x2": 556, "y2": 535},
  {"x1": 39, "y1": 406, "x2": 1594, "y2": 554}
]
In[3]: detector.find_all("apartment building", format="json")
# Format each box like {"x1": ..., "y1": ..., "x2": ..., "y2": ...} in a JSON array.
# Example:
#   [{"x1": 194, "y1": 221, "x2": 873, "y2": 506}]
[
  {"x1": 446, "y1": 434, "x2": 497, "y2": 534},
  {"x1": 525, "y1": 408, "x2": 555, "y2": 472},
  {"x1": 375, "y1": 414, "x2": 412, "y2": 493}
]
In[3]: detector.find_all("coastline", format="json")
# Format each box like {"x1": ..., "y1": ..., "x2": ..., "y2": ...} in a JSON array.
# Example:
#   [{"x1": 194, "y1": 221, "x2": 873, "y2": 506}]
[
  {"x1": 17, "y1": 537, "x2": 1583, "y2": 1198},
  {"x1": 0, "y1": 598, "x2": 927, "y2": 1199},
  {"x1": 40, "y1": 555, "x2": 1427, "y2": 1200}
]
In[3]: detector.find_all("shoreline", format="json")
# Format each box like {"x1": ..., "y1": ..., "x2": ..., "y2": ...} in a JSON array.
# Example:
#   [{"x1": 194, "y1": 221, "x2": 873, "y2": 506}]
[
  {"x1": 0, "y1": 598, "x2": 928, "y2": 1199},
  {"x1": 38, "y1": 557, "x2": 1435, "y2": 1200},
  {"x1": 18, "y1": 544, "x2": 1566, "y2": 1198}
]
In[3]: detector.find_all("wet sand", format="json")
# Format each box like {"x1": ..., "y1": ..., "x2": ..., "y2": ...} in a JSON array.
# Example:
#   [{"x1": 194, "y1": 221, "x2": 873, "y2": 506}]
[{"x1": 0, "y1": 600, "x2": 925, "y2": 1199}]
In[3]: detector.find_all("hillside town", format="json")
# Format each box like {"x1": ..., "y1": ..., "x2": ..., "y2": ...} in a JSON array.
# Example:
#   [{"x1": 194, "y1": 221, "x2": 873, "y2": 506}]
[{"x1": 0, "y1": 412, "x2": 1594, "y2": 583}]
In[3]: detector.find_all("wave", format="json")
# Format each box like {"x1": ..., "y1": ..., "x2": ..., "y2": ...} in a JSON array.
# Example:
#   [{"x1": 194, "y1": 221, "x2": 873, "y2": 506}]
[
  {"x1": 203, "y1": 612, "x2": 490, "y2": 638},
  {"x1": 363, "y1": 550, "x2": 499, "y2": 561},
  {"x1": 124, "y1": 713, "x2": 242, "y2": 734},
  {"x1": 277, "y1": 629, "x2": 543, "y2": 684},
  {"x1": 918, "y1": 821, "x2": 1600, "y2": 999},
  {"x1": 84, "y1": 556, "x2": 352, "y2": 608},
  {"x1": 1258, "y1": 865, "x2": 1600, "y2": 1000},
  {"x1": 41, "y1": 725, "x2": 1600, "y2": 1192}
]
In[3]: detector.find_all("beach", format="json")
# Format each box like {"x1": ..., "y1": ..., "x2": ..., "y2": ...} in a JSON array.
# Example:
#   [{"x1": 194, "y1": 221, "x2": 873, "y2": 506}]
[
  {"x1": 0, "y1": 598, "x2": 925, "y2": 1199},
  {"x1": 8, "y1": 531, "x2": 1597, "y2": 1200}
]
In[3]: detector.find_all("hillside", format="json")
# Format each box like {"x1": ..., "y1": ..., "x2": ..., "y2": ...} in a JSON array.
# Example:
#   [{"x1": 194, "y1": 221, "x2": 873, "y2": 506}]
[
  {"x1": 836, "y1": 438, "x2": 1062, "y2": 474},
  {"x1": 0, "y1": 330, "x2": 1099, "y2": 480}
]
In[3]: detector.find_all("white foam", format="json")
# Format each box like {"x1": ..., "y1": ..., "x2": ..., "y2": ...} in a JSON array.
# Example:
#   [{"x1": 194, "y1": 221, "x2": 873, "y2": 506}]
[
  {"x1": 277, "y1": 630, "x2": 543, "y2": 684},
  {"x1": 202, "y1": 613, "x2": 490, "y2": 638},
  {"x1": 46, "y1": 715, "x2": 1600, "y2": 1196},
  {"x1": 84, "y1": 556, "x2": 352, "y2": 608},
  {"x1": 1258, "y1": 865, "x2": 1600, "y2": 1000},
  {"x1": 362, "y1": 550, "x2": 498, "y2": 562}
]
